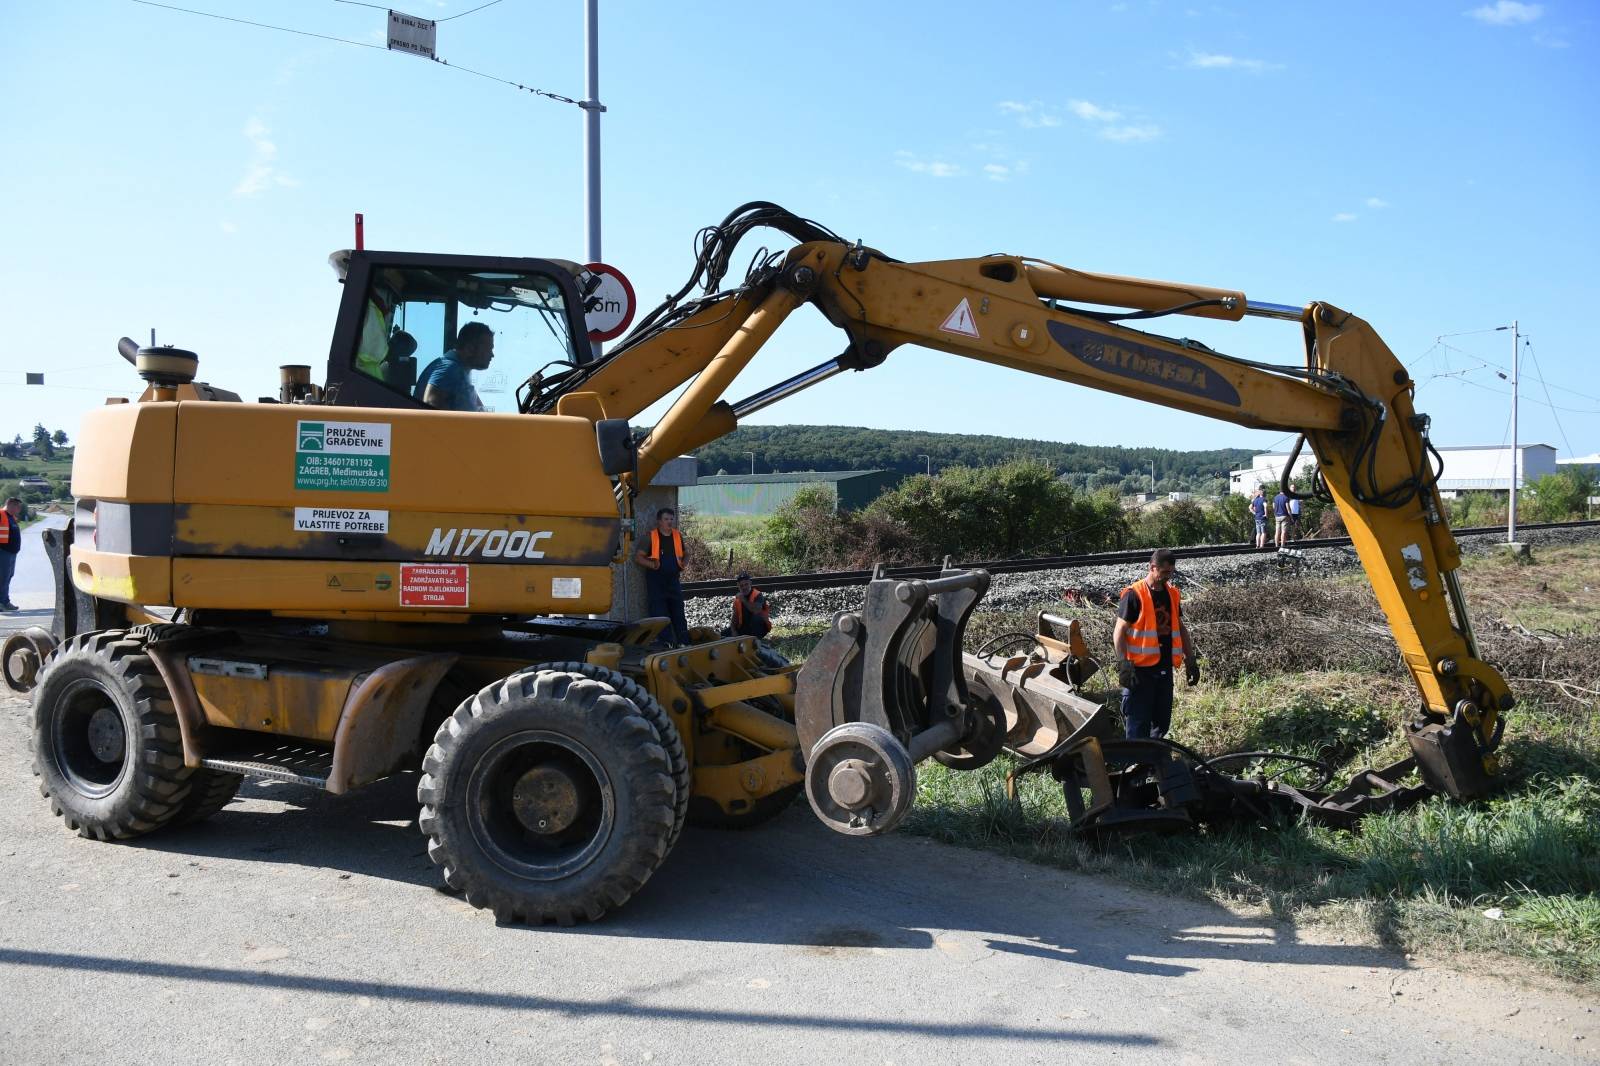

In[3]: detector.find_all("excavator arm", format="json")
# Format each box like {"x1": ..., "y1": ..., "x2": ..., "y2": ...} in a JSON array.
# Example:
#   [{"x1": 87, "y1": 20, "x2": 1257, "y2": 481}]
[{"x1": 550, "y1": 205, "x2": 1508, "y2": 802}]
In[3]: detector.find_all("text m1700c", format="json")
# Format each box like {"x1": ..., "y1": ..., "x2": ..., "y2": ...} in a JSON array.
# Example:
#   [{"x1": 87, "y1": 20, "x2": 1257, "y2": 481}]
[{"x1": 425, "y1": 528, "x2": 554, "y2": 559}]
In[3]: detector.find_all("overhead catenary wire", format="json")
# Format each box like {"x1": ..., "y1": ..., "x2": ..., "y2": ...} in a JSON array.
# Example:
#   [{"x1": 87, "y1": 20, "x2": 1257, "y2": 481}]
[
  {"x1": 130, "y1": 0, "x2": 577, "y2": 105},
  {"x1": 1524, "y1": 338, "x2": 1577, "y2": 458},
  {"x1": 337, "y1": 0, "x2": 510, "y2": 21}
]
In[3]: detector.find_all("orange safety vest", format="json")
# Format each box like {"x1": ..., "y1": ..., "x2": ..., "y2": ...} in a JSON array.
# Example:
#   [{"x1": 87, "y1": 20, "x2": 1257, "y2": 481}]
[
  {"x1": 732, "y1": 588, "x2": 769, "y2": 629},
  {"x1": 0, "y1": 510, "x2": 14, "y2": 547},
  {"x1": 1123, "y1": 580, "x2": 1183, "y2": 668},
  {"x1": 646, "y1": 528, "x2": 683, "y2": 563}
]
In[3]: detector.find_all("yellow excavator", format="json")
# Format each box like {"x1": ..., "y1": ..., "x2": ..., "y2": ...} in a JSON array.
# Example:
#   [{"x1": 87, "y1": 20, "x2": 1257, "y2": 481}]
[{"x1": 5, "y1": 203, "x2": 1511, "y2": 923}]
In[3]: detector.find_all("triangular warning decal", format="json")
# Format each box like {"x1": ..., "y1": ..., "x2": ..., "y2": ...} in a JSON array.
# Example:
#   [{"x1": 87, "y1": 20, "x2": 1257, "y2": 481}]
[{"x1": 939, "y1": 298, "x2": 980, "y2": 339}]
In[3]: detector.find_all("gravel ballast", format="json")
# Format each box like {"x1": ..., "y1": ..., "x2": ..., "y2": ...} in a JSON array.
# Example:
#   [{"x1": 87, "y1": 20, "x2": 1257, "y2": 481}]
[{"x1": 685, "y1": 524, "x2": 1600, "y2": 629}]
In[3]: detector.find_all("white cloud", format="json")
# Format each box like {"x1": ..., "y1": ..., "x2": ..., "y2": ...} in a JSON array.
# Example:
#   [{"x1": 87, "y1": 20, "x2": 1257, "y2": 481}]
[
  {"x1": 1068, "y1": 99, "x2": 1122, "y2": 122},
  {"x1": 1466, "y1": 1, "x2": 1542, "y2": 24},
  {"x1": 219, "y1": 221, "x2": 238, "y2": 234},
  {"x1": 1365, "y1": 197, "x2": 1390, "y2": 209},
  {"x1": 895, "y1": 151, "x2": 962, "y2": 178},
  {"x1": 983, "y1": 163, "x2": 1011, "y2": 182},
  {"x1": 233, "y1": 116, "x2": 299, "y2": 197},
  {"x1": 998, "y1": 100, "x2": 1062, "y2": 128},
  {"x1": 1100, "y1": 124, "x2": 1162, "y2": 143},
  {"x1": 1331, "y1": 212, "x2": 1358, "y2": 223},
  {"x1": 1186, "y1": 50, "x2": 1281, "y2": 72}
]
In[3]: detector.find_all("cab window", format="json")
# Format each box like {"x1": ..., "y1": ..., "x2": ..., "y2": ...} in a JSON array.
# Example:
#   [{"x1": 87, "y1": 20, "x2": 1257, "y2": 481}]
[{"x1": 352, "y1": 265, "x2": 578, "y2": 413}]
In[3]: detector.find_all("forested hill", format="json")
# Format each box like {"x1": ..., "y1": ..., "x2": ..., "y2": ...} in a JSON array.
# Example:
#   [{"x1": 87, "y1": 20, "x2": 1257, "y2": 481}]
[{"x1": 695, "y1": 426, "x2": 1255, "y2": 495}]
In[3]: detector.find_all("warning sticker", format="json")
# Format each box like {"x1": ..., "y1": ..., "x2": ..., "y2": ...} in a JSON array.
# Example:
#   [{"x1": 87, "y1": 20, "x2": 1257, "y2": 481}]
[
  {"x1": 399, "y1": 563, "x2": 469, "y2": 608},
  {"x1": 939, "y1": 298, "x2": 981, "y2": 339},
  {"x1": 294, "y1": 507, "x2": 389, "y2": 534},
  {"x1": 551, "y1": 577, "x2": 582, "y2": 599},
  {"x1": 295, "y1": 420, "x2": 391, "y2": 493}
]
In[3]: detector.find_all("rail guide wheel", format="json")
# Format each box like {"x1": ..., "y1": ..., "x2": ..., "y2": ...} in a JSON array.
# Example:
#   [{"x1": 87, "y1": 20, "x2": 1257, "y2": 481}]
[{"x1": 804, "y1": 722, "x2": 916, "y2": 836}]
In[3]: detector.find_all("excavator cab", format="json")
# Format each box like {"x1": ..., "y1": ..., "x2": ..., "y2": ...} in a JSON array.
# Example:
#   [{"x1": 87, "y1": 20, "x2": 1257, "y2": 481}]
[{"x1": 321, "y1": 250, "x2": 593, "y2": 413}]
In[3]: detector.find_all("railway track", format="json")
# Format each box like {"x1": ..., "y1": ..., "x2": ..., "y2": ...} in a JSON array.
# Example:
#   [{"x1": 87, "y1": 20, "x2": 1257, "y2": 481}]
[{"x1": 680, "y1": 518, "x2": 1600, "y2": 598}]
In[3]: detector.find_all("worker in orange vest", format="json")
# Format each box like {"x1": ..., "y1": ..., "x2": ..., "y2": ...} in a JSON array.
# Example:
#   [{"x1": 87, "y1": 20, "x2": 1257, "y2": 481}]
[
  {"x1": 729, "y1": 571, "x2": 771, "y2": 638},
  {"x1": 0, "y1": 497, "x2": 22, "y2": 612},
  {"x1": 634, "y1": 507, "x2": 690, "y2": 645},
  {"x1": 1112, "y1": 548, "x2": 1200, "y2": 739}
]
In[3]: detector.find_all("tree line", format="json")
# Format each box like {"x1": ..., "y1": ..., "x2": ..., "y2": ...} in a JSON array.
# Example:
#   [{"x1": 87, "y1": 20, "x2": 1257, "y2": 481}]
[
  {"x1": 692, "y1": 459, "x2": 1298, "y2": 576},
  {"x1": 695, "y1": 425, "x2": 1255, "y2": 495}
]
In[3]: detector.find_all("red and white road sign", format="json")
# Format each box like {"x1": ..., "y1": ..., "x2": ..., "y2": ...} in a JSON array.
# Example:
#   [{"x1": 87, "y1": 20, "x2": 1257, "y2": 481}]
[{"x1": 582, "y1": 263, "x2": 637, "y2": 343}]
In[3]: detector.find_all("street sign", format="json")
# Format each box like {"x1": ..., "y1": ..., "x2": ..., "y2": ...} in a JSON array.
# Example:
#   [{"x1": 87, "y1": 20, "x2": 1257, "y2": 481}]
[
  {"x1": 387, "y1": 11, "x2": 437, "y2": 59},
  {"x1": 581, "y1": 263, "x2": 637, "y2": 343}
]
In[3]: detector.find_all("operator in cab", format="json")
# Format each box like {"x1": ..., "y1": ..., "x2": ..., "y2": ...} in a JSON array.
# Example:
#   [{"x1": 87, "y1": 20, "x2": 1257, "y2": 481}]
[
  {"x1": 414, "y1": 322, "x2": 495, "y2": 411},
  {"x1": 635, "y1": 507, "x2": 691, "y2": 646},
  {"x1": 1113, "y1": 548, "x2": 1200, "y2": 740}
]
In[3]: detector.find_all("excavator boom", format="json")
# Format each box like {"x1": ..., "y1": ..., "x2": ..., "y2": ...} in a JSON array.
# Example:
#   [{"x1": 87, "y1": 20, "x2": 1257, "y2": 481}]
[{"x1": 563, "y1": 206, "x2": 1507, "y2": 801}]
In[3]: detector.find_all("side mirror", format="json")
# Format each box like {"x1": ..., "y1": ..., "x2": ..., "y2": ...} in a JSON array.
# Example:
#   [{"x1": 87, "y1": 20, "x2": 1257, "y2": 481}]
[{"x1": 596, "y1": 418, "x2": 633, "y2": 476}]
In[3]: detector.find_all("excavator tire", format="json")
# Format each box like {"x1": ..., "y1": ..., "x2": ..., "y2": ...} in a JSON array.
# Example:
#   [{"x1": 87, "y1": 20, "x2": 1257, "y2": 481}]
[
  {"x1": 30, "y1": 630, "x2": 194, "y2": 841},
  {"x1": 169, "y1": 769, "x2": 244, "y2": 826},
  {"x1": 417, "y1": 668, "x2": 678, "y2": 925},
  {"x1": 531, "y1": 661, "x2": 690, "y2": 849}
]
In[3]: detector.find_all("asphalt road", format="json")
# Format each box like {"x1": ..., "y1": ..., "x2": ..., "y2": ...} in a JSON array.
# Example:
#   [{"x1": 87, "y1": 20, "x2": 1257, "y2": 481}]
[
  {"x1": 2, "y1": 519, "x2": 1595, "y2": 1063},
  {"x1": 2, "y1": 685, "x2": 1596, "y2": 1065}
]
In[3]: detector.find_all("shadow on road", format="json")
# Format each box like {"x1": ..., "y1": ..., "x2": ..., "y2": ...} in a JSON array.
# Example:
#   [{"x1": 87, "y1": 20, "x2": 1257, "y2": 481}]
[
  {"x1": 0, "y1": 945, "x2": 1157, "y2": 1046},
  {"x1": 124, "y1": 773, "x2": 1402, "y2": 985}
]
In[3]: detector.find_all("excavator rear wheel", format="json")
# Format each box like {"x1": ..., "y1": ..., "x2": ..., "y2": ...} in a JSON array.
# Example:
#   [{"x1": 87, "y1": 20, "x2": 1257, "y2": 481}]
[
  {"x1": 417, "y1": 668, "x2": 679, "y2": 925},
  {"x1": 30, "y1": 630, "x2": 194, "y2": 841}
]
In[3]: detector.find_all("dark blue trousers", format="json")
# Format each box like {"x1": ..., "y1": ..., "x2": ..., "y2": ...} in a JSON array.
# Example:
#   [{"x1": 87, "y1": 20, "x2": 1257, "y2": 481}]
[
  {"x1": 1121, "y1": 666, "x2": 1174, "y2": 739},
  {"x1": 646, "y1": 578, "x2": 690, "y2": 646}
]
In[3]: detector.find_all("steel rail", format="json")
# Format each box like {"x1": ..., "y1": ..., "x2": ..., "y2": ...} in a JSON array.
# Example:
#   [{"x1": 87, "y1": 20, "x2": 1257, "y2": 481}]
[{"x1": 680, "y1": 519, "x2": 1600, "y2": 599}]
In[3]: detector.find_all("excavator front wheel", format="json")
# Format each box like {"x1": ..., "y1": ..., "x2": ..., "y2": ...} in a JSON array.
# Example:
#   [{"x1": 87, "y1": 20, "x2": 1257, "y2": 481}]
[
  {"x1": 417, "y1": 668, "x2": 680, "y2": 925},
  {"x1": 30, "y1": 630, "x2": 194, "y2": 841}
]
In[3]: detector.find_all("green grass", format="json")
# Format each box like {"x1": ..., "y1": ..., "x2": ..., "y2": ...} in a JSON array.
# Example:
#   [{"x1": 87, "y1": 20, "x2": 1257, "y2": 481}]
[
  {"x1": 682, "y1": 513, "x2": 765, "y2": 570},
  {"x1": 771, "y1": 575, "x2": 1600, "y2": 982},
  {"x1": 904, "y1": 752, "x2": 1600, "y2": 981}
]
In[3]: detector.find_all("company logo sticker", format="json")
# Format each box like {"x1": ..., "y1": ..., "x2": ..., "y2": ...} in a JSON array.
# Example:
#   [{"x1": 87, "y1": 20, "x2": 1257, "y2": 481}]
[{"x1": 295, "y1": 421, "x2": 392, "y2": 493}]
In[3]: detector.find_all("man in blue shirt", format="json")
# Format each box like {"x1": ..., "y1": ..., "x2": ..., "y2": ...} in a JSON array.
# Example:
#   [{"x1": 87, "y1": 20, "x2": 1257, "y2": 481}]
[
  {"x1": 1249, "y1": 486, "x2": 1267, "y2": 548},
  {"x1": 414, "y1": 322, "x2": 495, "y2": 411},
  {"x1": 1272, "y1": 488, "x2": 1291, "y2": 547}
]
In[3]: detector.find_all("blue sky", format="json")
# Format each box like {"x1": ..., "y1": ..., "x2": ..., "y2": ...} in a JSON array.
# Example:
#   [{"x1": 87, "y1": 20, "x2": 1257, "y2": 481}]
[{"x1": 2, "y1": 0, "x2": 1596, "y2": 458}]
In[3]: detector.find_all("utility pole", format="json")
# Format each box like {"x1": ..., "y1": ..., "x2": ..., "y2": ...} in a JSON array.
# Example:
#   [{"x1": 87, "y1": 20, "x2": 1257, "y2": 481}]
[
  {"x1": 1149, "y1": 459, "x2": 1157, "y2": 496},
  {"x1": 580, "y1": 0, "x2": 604, "y2": 362},
  {"x1": 747, "y1": 451, "x2": 757, "y2": 475},
  {"x1": 918, "y1": 454, "x2": 932, "y2": 477},
  {"x1": 1508, "y1": 320, "x2": 1519, "y2": 544}
]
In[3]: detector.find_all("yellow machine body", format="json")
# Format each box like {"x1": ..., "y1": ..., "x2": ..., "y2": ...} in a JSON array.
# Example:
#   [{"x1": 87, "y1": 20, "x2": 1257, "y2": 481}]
[{"x1": 70, "y1": 401, "x2": 620, "y2": 619}]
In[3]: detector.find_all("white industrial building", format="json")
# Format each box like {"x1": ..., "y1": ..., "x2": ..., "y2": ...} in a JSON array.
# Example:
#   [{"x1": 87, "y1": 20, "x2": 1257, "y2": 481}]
[{"x1": 1229, "y1": 444, "x2": 1560, "y2": 497}]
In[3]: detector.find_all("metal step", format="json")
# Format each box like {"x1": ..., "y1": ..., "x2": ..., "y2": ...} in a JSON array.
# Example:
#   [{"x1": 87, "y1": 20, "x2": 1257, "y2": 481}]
[{"x1": 200, "y1": 733, "x2": 333, "y2": 789}]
